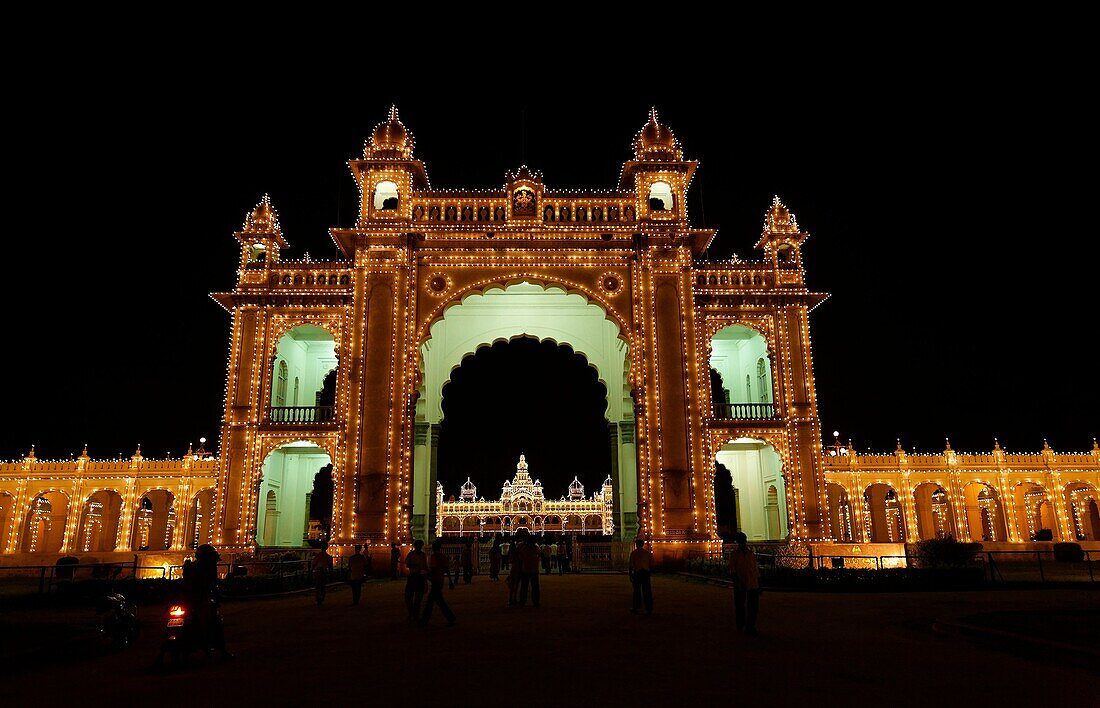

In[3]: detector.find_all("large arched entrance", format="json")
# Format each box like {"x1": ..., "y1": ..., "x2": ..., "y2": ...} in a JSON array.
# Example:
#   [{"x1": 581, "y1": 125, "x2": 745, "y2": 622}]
[
  {"x1": 256, "y1": 442, "x2": 334, "y2": 547},
  {"x1": 413, "y1": 281, "x2": 635, "y2": 541},
  {"x1": 22, "y1": 491, "x2": 69, "y2": 553},
  {"x1": 77, "y1": 490, "x2": 123, "y2": 553},
  {"x1": 714, "y1": 439, "x2": 787, "y2": 541}
]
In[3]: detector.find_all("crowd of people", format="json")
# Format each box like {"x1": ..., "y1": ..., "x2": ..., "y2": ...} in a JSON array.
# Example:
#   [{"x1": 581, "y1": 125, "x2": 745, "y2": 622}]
[{"x1": 182, "y1": 530, "x2": 763, "y2": 655}]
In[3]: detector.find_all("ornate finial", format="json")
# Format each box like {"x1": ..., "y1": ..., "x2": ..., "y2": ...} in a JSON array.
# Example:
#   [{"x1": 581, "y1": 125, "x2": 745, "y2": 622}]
[
  {"x1": 993, "y1": 437, "x2": 1002, "y2": 451},
  {"x1": 82, "y1": 444, "x2": 88, "y2": 456},
  {"x1": 944, "y1": 437, "x2": 952, "y2": 452},
  {"x1": 633, "y1": 107, "x2": 681, "y2": 160},
  {"x1": 186, "y1": 442, "x2": 193, "y2": 457},
  {"x1": 243, "y1": 194, "x2": 282, "y2": 235},
  {"x1": 1042, "y1": 438, "x2": 1052, "y2": 451},
  {"x1": 389, "y1": 103, "x2": 399, "y2": 122},
  {"x1": 895, "y1": 438, "x2": 904, "y2": 453},
  {"x1": 1093, "y1": 437, "x2": 1099, "y2": 452},
  {"x1": 26, "y1": 444, "x2": 35, "y2": 459},
  {"x1": 648, "y1": 106, "x2": 659, "y2": 124},
  {"x1": 134, "y1": 444, "x2": 142, "y2": 457}
]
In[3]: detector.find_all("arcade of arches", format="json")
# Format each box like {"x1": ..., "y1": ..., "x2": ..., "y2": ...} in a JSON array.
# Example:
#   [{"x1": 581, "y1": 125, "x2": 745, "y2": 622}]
[{"x1": 3, "y1": 108, "x2": 1099, "y2": 569}]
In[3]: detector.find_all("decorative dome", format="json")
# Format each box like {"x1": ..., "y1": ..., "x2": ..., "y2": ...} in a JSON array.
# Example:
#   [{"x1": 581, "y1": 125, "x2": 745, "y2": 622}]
[
  {"x1": 568, "y1": 476, "x2": 585, "y2": 500},
  {"x1": 460, "y1": 477, "x2": 477, "y2": 502},
  {"x1": 366, "y1": 105, "x2": 415, "y2": 159},
  {"x1": 242, "y1": 194, "x2": 281, "y2": 235},
  {"x1": 633, "y1": 107, "x2": 683, "y2": 161}
]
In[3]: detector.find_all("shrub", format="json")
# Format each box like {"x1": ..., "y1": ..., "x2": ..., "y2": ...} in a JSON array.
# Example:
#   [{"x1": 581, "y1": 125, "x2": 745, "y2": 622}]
[
  {"x1": 912, "y1": 537, "x2": 982, "y2": 568},
  {"x1": 1053, "y1": 542, "x2": 1084, "y2": 562}
]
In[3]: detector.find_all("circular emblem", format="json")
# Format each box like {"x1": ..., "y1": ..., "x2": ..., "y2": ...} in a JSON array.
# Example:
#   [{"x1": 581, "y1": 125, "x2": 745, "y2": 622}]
[
  {"x1": 427, "y1": 273, "x2": 452, "y2": 296},
  {"x1": 601, "y1": 273, "x2": 622, "y2": 294}
]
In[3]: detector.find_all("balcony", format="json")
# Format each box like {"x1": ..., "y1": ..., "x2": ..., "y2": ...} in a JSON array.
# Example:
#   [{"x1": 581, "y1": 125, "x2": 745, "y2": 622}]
[
  {"x1": 711, "y1": 402, "x2": 777, "y2": 421},
  {"x1": 267, "y1": 406, "x2": 336, "y2": 424}
]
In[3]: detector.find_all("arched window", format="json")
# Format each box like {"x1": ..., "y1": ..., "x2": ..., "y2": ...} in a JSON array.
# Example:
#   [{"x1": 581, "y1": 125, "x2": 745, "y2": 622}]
[
  {"x1": 275, "y1": 360, "x2": 288, "y2": 407},
  {"x1": 373, "y1": 180, "x2": 399, "y2": 210},
  {"x1": 648, "y1": 181, "x2": 674, "y2": 211},
  {"x1": 757, "y1": 358, "x2": 769, "y2": 403}
]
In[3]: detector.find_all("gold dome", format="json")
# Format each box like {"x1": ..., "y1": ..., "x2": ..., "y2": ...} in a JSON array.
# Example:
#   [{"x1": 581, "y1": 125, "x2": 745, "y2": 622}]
[
  {"x1": 366, "y1": 105, "x2": 415, "y2": 159},
  {"x1": 633, "y1": 107, "x2": 682, "y2": 160}
]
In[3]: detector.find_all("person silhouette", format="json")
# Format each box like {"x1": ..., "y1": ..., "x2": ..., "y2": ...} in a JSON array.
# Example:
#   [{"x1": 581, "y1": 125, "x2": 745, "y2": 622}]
[
  {"x1": 348, "y1": 544, "x2": 368, "y2": 606},
  {"x1": 421, "y1": 540, "x2": 456, "y2": 626},
  {"x1": 404, "y1": 540, "x2": 428, "y2": 621},
  {"x1": 628, "y1": 538, "x2": 654, "y2": 615},
  {"x1": 728, "y1": 531, "x2": 761, "y2": 634}
]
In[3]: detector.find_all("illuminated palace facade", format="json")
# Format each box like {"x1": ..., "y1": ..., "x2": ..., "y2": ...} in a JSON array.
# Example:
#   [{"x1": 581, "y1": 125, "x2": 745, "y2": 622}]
[
  {"x1": 436, "y1": 455, "x2": 614, "y2": 537},
  {"x1": 1, "y1": 108, "x2": 1098, "y2": 566}
]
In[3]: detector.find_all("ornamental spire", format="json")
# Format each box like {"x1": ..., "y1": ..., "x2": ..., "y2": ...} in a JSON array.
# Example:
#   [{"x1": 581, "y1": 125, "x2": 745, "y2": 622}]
[
  {"x1": 242, "y1": 194, "x2": 282, "y2": 235},
  {"x1": 763, "y1": 195, "x2": 801, "y2": 237}
]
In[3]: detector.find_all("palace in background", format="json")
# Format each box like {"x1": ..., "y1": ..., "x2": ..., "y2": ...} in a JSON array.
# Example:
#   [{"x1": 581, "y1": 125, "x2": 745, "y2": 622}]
[
  {"x1": 436, "y1": 455, "x2": 614, "y2": 538},
  {"x1": 2, "y1": 108, "x2": 1098, "y2": 568}
]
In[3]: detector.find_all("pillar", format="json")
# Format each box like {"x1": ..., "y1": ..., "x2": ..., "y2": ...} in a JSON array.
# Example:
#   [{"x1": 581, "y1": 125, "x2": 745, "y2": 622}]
[{"x1": 618, "y1": 420, "x2": 639, "y2": 541}]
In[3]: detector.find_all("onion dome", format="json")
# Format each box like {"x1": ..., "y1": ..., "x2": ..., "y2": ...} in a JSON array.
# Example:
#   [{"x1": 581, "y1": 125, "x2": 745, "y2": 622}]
[
  {"x1": 633, "y1": 107, "x2": 683, "y2": 161},
  {"x1": 366, "y1": 105, "x2": 415, "y2": 159},
  {"x1": 242, "y1": 194, "x2": 281, "y2": 235},
  {"x1": 568, "y1": 476, "x2": 585, "y2": 500},
  {"x1": 460, "y1": 477, "x2": 477, "y2": 501}
]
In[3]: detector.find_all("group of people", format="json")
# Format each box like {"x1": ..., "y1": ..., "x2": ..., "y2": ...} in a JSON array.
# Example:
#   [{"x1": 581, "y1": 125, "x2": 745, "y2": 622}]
[{"x1": 295, "y1": 528, "x2": 763, "y2": 635}]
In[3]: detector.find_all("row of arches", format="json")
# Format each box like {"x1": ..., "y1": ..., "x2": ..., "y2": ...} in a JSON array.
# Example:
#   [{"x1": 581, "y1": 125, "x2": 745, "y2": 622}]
[
  {"x1": 0, "y1": 488, "x2": 215, "y2": 554},
  {"x1": 826, "y1": 480, "x2": 1100, "y2": 543},
  {"x1": 440, "y1": 514, "x2": 606, "y2": 535}
]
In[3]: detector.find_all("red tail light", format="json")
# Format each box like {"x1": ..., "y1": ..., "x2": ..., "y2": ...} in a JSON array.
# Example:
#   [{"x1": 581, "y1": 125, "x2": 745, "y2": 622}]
[{"x1": 168, "y1": 605, "x2": 186, "y2": 617}]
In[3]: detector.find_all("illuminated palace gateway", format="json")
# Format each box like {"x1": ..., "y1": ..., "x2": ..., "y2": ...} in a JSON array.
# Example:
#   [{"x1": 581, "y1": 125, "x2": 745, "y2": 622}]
[
  {"x1": 1, "y1": 107, "x2": 1098, "y2": 567},
  {"x1": 436, "y1": 455, "x2": 614, "y2": 537}
]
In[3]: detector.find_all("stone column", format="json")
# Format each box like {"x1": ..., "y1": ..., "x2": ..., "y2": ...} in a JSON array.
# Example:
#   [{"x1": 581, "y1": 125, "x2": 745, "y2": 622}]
[
  {"x1": 412, "y1": 422, "x2": 430, "y2": 541},
  {"x1": 607, "y1": 422, "x2": 621, "y2": 540},
  {"x1": 426, "y1": 424, "x2": 441, "y2": 542},
  {"x1": 618, "y1": 420, "x2": 639, "y2": 541}
]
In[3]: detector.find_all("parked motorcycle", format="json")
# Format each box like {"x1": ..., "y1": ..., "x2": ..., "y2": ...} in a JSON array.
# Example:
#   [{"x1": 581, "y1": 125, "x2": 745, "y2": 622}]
[
  {"x1": 97, "y1": 593, "x2": 140, "y2": 650},
  {"x1": 157, "y1": 600, "x2": 231, "y2": 666}
]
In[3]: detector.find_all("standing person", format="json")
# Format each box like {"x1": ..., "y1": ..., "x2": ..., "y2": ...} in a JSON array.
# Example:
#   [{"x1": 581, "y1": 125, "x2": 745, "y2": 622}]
[
  {"x1": 471, "y1": 535, "x2": 481, "y2": 577},
  {"x1": 390, "y1": 542, "x2": 401, "y2": 580},
  {"x1": 421, "y1": 540, "x2": 456, "y2": 626},
  {"x1": 506, "y1": 540, "x2": 521, "y2": 605},
  {"x1": 404, "y1": 540, "x2": 428, "y2": 621},
  {"x1": 501, "y1": 541, "x2": 510, "y2": 572},
  {"x1": 347, "y1": 544, "x2": 368, "y2": 606},
  {"x1": 540, "y1": 541, "x2": 552, "y2": 575},
  {"x1": 628, "y1": 538, "x2": 654, "y2": 615},
  {"x1": 312, "y1": 543, "x2": 333, "y2": 606},
  {"x1": 556, "y1": 539, "x2": 567, "y2": 576},
  {"x1": 517, "y1": 530, "x2": 541, "y2": 607},
  {"x1": 461, "y1": 539, "x2": 473, "y2": 585},
  {"x1": 728, "y1": 532, "x2": 761, "y2": 635},
  {"x1": 489, "y1": 535, "x2": 502, "y2": 581}
]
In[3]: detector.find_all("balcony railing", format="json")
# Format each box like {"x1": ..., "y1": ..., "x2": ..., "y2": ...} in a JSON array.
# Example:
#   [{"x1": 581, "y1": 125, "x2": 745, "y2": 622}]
[
  {"x1": 267, "y1": 406, "x2": 336, "y2": 424},
  {"x1": 712, "y1": 402, "x2": 777, "y2": 420}
]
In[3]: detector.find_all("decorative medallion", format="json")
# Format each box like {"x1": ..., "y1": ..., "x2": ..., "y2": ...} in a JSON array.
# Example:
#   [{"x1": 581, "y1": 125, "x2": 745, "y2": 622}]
[
  {"x1": 600, "y1": 272, "x2": 622, "y2": 295},
  {"x1": 426, "y1": 273, "x2": 452, "y2": 296}
]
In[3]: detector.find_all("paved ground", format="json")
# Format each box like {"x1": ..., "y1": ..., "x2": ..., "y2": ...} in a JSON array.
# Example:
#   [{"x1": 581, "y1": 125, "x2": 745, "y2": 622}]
[{"x1": 2, "y1": 574, "x2": 1096, "y2": 706}]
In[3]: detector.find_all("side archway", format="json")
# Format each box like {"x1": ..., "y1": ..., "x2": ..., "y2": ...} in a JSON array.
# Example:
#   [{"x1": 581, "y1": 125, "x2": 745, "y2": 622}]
[{"x1": 714, "y1": 439, "x2": 787, "y2": 541}]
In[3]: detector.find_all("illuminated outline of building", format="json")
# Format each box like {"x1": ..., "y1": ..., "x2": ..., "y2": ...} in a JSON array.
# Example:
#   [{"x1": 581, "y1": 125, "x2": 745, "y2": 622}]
[{"x1": 1, "y1": 108, "x2": 1098, "y2": 566}]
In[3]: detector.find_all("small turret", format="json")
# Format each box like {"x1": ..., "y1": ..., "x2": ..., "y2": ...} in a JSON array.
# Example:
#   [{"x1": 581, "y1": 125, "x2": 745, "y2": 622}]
[
  {"x1": 235, "y1": 194, "x2": 289, "y2": 268},
  {"x1": 756, "y1": 195, "x2": 808, "y2": 268}
]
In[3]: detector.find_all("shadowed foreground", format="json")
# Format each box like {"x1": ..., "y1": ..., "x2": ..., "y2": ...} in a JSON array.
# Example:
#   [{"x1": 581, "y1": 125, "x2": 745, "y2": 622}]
[{"x1": 3, "y1": 574, "x2": 1095, "y2": 705}]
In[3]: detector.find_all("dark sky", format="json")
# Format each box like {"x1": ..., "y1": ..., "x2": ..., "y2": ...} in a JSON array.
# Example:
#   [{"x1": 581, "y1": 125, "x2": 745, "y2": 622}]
[{"x1": 4, "y1": 45, "x2": 1096, "y2": 463}]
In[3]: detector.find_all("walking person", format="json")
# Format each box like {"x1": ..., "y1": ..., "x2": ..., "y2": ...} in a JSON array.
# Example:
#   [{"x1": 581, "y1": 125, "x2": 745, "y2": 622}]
[
  {"x1": 421, "y1": 540, "x2": 456, "y2": 626},
  {"x1": 728, "y1": 532, "x2": 761, "y2": 634},
  {"x1": 556, "y1": 539, "x2": 567, "y2": 576},
  {"x1": 461, "y1": 539, "x2": 473, "y2": 585},
  {"x1": 312, "y1": 543, "x2": 333, "y2": 606},
  {"x1": 348, "y1": 544, "x2": 368, "y2": 606},
  {"x1": 517, "y1": 530, "x2": 541, "y2": 607},
  {"x1": 390, "y1": 542, "x2": 401, "y2": 580},
  {"x1": 404, "y1": 540, "x2": 428, "y2": 621},
  {"x1": 501, "y1": 541, "x2": 510, "y2": 571},
  {"x1": 628, "y1": 538, "x2": 654, "y2": 615}
]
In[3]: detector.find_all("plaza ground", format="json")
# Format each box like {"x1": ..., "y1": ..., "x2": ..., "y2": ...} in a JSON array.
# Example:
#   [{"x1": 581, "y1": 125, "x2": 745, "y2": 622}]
[{"x1": 2, "y1": 574, "x2": 1096, "y2": 705}]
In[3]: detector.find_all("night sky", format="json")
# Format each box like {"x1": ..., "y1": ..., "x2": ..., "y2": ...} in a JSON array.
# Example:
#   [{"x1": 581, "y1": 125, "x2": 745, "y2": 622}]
[{"x1": 5, "y1": 52, "x2": 1096, "y2": 466}]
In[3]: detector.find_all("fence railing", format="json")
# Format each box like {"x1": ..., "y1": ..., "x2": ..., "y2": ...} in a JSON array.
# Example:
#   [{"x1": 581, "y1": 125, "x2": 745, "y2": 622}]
[
  {"x1": 690, "y1": 548, "x2": 1098, "y2": 585},
  {"x1": 267, "y1": 406, "x2": 336, "y2": 424},
  {"x1": 711, "y1": 402, "x2": 777, "y2": 420}
]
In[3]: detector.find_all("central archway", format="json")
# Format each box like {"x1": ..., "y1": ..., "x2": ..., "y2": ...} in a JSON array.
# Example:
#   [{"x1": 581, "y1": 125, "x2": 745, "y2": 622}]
[{"x1": 412, "y1": 281, "x2": 636, "y2": 542}]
